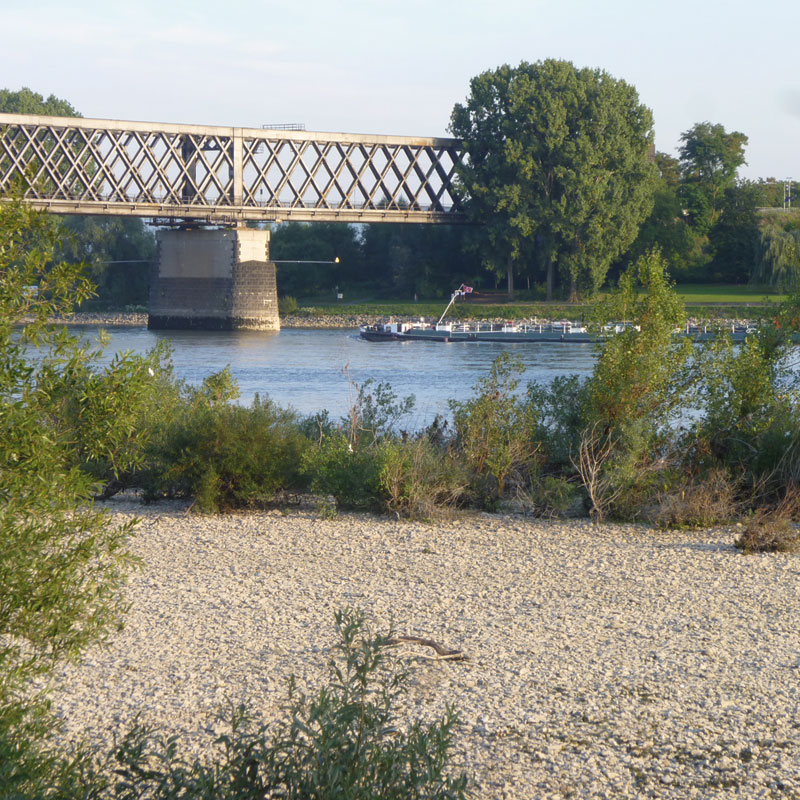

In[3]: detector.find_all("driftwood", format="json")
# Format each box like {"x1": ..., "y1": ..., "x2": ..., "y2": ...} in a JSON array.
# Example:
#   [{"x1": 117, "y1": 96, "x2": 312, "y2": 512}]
[{"x1": 384, "y1": 635, "x2": 468, "y2": 661}]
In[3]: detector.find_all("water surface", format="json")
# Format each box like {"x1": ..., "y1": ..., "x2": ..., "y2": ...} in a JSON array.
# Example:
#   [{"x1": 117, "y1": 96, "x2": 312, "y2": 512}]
[{"x1": 80, "y1": 326, "x2": 598, "y2": 427}]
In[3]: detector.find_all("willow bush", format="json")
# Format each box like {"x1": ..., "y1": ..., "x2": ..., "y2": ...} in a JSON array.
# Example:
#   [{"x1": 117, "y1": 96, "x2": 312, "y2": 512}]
[
  {"x1": 688, "y1": 305, "x2": 800, "y2": 511},
  {"x1": 574, "y1": 249, "x2": 694, "y2": 520},
  {"x1": 141, "y1": 371, "x2": 310, "y2": 512},
  {"x1": 449, "y1": 352, "x2": 540, "y2": 508},
  {"x1": 0, "y1": 189, "x2": 145, "y2": 796}
]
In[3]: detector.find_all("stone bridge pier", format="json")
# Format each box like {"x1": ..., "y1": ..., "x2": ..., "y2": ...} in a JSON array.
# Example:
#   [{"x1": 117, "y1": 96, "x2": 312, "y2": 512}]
[{"x1": 148, "y1": 227, "x2": 279, "y2": 331}]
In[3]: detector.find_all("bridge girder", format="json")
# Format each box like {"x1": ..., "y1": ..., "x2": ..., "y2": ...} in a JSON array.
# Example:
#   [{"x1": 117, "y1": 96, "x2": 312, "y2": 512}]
[{"x1": 0, "y1": 113, "x2": 466, "y2": 225}]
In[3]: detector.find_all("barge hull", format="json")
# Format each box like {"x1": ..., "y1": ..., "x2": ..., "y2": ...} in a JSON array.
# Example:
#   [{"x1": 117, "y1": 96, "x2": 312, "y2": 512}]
[{"x1": 359, "y1": 329, "x2": 757, "y2": 344}]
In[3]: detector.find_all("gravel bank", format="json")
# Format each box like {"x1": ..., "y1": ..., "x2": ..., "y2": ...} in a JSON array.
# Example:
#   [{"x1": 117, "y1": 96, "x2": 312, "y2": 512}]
[
  {"x1": 40, "y1": 500, "x2": 800, "y2": 799},
  {"x1": 283, "y1": 313, "x2": 392, "y2": 328},
  {"x1": 23, "y1": 312, "x2": 149, "y2": 327},
  {"x1": 28, "y1": 312, "x2": 760, "y2": 330}
]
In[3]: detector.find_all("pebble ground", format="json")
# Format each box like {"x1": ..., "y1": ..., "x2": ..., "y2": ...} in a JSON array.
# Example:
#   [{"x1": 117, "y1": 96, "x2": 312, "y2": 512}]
[{"x1": 40, "y1": 499, "x2": 800, "y2": 799}]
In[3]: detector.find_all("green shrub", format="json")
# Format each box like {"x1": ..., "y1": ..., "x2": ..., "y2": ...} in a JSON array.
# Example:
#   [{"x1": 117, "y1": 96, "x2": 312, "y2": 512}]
[
  {"x1": 246, "y1": 608, "x2": 468, "y2": 800},
  {"x1": 301, "y1": 432, "x2": 384, "y2": 511},
  {"x1": 35, "y1": 338, "x2": 176, "y2": 498},
  {"x1": 142, "y1": 376, "x2": 310, "y2": 512},
  {"x1": 0, "y1": 189, "x2": 139, "y2": 795},
  {"x1": 346, "y1": 378, "x2": 416, "y2": 446},
  {"x1": 526, "y1": 375, "x2": 588, "y2": 469},
  {"x1": 577, "y1": 249, "x2": 692, "y2": 520},
  {"x1": 450, "y1": 353, "x2": 539, "y2": 507},
  {"x1": 2, "y1": 610, "x2": 468, "y2": 800},
  {"x1": 299, "y1": 377, "x2": 417, "y2": 512},
  {"x1": 278, "y1": 294, "x2": 299, "y2": 315},
  {"x1": 379, "y1": 437, "x2": 469, "y2": 519},
  {"x1": 299, "y1": 409, "x2": 336, "y2": 442},
  {"x1": 691, "y1": 327, "x2": 800, "y2": 499},
  {"x1": 0, "y1": 696, "x2": 95, "y2": 800}
]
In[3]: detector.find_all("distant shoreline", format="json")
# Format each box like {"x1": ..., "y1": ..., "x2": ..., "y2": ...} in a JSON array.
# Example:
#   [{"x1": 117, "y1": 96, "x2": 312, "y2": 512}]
[
  {"x1": 22, "y1": 312, "x2": 375, "y2": 329},
  {"x1": 30, "y1": 311, "x2": 759, "y2": 330}
]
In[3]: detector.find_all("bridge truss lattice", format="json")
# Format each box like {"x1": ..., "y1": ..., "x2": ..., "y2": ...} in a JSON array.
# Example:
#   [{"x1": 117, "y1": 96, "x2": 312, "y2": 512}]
[{"x1": 0, "y1": 113, "x2": 465, "y2": 225}]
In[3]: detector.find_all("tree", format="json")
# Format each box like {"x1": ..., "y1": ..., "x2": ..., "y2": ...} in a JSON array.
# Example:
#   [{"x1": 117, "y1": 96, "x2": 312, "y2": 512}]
[
  {"x1": 753, "y1": 178, "x2": 789, "y2": 208},
  {"x1": 271, "y1": 220, "x2": 483, "y2": 300},
  {"x1": 359, "y1": 223, "x2": 416, "y2": 295},
  {"x1": 271, "y1": 221, "x2": 364, "y2": 297},
  {"x1": 678, "y1": 122, "x2": 748, "y2": 235},
  {"x1": 58, "y1": 215, "x2": 156, "y2": 307},
  {"x1": 0, "y1": 86, "x2": 79, "y2": 117},
  {"x1": 0, "y1": 87, "x2": 156, "y2": 308},
  {"x1": 578, "y1": 248, "x2": 693, "y2": 518},
  {"x1": 707, "y1": 181, "x2": 760, "y2": 283},
  {"x1": 360, "y1": 223, "x2": 482, "y2": 298},
  {"x1": 620, "y1": 152, "x2": 701, "y2": 282},
  {"x1": 752, "y1": 222, "x2": 800, "y2": 288},
  {"x1": 450, "y1": 59, "x2": 656, "y2": 300},
  {"x1": 449, "y1": 353, "x2": 538, "y2": 502}
]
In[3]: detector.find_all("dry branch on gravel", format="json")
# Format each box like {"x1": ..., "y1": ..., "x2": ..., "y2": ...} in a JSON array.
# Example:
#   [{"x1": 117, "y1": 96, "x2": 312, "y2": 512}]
[{"x1": 384, "y1": 635, "x2": 468, "y2": 661}]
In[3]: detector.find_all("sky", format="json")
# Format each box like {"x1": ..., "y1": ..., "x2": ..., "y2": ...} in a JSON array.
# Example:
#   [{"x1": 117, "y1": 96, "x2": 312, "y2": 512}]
[{"x1": 2, "y1": 0, "x2": 798, "y2": 181}]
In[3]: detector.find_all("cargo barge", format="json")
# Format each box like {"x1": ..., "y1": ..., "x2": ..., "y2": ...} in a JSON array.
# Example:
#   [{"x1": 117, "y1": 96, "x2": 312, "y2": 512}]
[{"x1": 359, "y1": 285, "x2": 756, "y2": 344}]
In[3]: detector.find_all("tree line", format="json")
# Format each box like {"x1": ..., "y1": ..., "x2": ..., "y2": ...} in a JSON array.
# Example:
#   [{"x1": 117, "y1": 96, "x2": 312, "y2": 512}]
[{"x1": 2, "y1": 70, "x2": 799, "y2": 309}]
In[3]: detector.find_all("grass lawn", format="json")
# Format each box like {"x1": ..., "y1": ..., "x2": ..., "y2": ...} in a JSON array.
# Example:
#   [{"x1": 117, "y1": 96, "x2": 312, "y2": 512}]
[
  {"x1": 295, "y1": 301, "x2": 571, "y2": 320},
  {"x1": 294, "y1": 286, "x2": 787, "y2": 321},
  {"x1": 673, "y1": 284, "x2": 786, "y2": 304}
]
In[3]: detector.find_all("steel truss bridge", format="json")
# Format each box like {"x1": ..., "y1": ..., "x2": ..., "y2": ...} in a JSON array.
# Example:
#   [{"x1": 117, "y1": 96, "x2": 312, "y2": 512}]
[{"x1": 0, "y1": 113, "x2": 466, "y2": 225}]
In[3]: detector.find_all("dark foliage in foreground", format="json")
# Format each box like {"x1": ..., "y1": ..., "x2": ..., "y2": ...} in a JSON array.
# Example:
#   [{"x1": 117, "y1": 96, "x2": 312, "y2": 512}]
[{"x1": 1, "y1": 611, "x2": 468, "y2": 800}]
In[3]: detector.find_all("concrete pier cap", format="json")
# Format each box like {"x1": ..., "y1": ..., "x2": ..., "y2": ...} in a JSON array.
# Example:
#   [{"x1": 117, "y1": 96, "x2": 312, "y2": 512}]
[{"x1": 148, "y1": 225, "x2": 279, "y2": 331}]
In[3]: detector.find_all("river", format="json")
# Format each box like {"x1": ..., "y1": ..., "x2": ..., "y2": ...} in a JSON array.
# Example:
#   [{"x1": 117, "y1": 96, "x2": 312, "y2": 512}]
[{"x1": 76, "y1": 326, "x2": 598, "y2": 428}]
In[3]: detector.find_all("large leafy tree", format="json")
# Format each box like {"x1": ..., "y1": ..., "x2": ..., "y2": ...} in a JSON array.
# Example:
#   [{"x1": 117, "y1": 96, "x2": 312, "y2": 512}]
[
  {"x1": 621, "y1": 152, "x2": 702, "y2": 282},
  {"x1": 271, "y1": 222, "x2": 365, "y2": 297},
  {"x1": 360, "y1": 223, "x2": 482, "y2": 298},
  {"x1": 450, "y1": 59, "x2": 656, "y2": 300},
  {"x1": 706, "y1": 181, "x2": 761, "y2": 283},
  {"x1": 272, "y1": 221, "x2": 482, "y2": 300},
  {"x1": 0, "y1": 86, "x2": 79, "y2": 117},
  {"x1": 624, "y1": 125, "x2": 752, "y2": 283},
  {"x1": 58, "y1": 215, "x2": 156, "y2": 307},
  {"x1": 678, "y1": 121, "x2": 748, "y2": 235}
]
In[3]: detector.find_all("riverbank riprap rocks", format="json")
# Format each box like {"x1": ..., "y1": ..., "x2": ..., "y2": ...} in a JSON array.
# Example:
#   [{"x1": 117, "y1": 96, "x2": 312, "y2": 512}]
[
  {"x1": 41, "y1": 501, "x2": 800, "y2": 799},
  {"x1": 31, "y1": 311, "x2": 760, "y2": 332}
]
